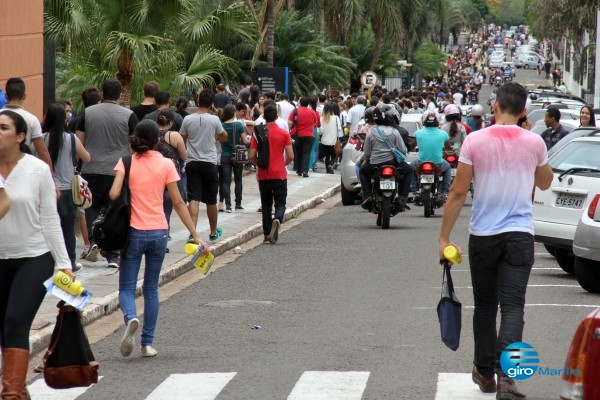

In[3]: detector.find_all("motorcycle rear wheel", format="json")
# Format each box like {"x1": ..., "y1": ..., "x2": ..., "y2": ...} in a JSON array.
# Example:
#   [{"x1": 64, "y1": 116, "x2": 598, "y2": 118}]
[
  {"x1": 423, "y1": 191, "x2": 432, "y2": 218},
  {"x1": 381, "y1": 197, "x2": 391, "y2": 229}
]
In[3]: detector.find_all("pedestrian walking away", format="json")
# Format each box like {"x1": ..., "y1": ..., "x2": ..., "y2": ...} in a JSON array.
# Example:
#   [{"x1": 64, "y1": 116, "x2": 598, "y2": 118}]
[
  {"x1": 0, "y1": 110, "x2": 74, "y2": 400},
  {"x1": 250, "y1": 103, "x2": 294, "y2": 244},
  {"x1": 108, "y1": 119, "x2": 208, "y2": 358},
  {"x1": 220, "y1": 104, "x2": 249, "y2": 212},
  {"x1": 438, "y1": 83, "x2": 554, "y2": 399}
]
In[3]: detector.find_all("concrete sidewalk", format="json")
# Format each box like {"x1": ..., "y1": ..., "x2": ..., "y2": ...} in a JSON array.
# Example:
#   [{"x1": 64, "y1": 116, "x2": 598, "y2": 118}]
[{"x1": 28, "y1": 171, "x2": 341, "y2": 356}]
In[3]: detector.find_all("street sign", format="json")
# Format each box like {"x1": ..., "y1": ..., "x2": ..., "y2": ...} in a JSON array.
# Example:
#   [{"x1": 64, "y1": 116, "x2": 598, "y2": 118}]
[
  {"x1": 253, "y1": 67, "x2": 293, "y2": 94},
  {"x1": 360, "y1": 71, "x2": 378, "y2": 88}
]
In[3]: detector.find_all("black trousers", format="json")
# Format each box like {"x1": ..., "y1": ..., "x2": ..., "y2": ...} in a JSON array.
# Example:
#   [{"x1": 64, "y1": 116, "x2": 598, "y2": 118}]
[
  {"x1": 295, "y1": 136, "x2": 314, "y2": 174},
  {"x1": 259, "y1": 179, "x2": 287, "y2": 236}
]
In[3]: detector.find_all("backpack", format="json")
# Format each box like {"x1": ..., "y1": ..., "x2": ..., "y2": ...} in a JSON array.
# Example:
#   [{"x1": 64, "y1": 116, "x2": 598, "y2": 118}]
[
  {"x1": 253, "y1": 124, "x2": 270, "y2": 169},
  {"x1": 91, "y1": 156, "x2": 132, "y2": 251}
]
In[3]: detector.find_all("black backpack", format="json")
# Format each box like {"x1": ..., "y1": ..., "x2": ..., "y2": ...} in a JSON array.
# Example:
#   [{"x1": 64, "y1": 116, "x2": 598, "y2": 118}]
[
  {"x1": 91, "y1": 156, "x2": 132, "y2": 251},
  {"x1": 253, "y1": 124, "x2": 270, "y2": 169}
]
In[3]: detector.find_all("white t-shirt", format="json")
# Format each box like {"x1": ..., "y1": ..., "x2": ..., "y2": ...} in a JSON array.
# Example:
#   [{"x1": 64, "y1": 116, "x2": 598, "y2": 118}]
[
  {"x1": 347, "y1": 104, "x2": 366, "y2": 135},
  {"x1": 2, "y1": 105, "x2": 43, "y2": 151},
  {"x1": 254, "y1": 116, "x2": 290, "y2": 133},
  {"x1": 0, "y1": 154, "x2": 71, "y2": 268},
  {"x1": 277, "y1": 101, "x2": 295, "y2": 121},
  {"x1": 459, "y1": 125, "x2": 547, "y2": 236},
  {"x1": 452, "y1": 93, "x2": 463, "y2": 105},
  {"x1": 319, "y1": 115, "x2": 341, "y2": 146}
]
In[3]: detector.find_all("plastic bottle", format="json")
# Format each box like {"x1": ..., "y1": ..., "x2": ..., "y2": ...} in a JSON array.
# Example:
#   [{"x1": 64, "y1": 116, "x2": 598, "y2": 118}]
[
  {"x1": 443, "y1": 245, "x2": 462, "y2": 264},
  {"x1": 53, "y1": 271, "x2": 89, "y2": 296},
  {"x1": 184, "y1": 243, "x2": 215, "y2": 275}
]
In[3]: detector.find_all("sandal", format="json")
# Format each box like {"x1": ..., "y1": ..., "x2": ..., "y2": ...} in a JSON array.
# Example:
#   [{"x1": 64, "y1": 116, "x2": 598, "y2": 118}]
[{"x1": 209, "y1": 227, "x2": 223, "y2": 241}]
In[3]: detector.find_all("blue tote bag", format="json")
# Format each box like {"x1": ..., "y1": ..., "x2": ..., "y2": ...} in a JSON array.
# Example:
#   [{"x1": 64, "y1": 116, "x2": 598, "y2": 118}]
[{"x1": 437, "y1": 263, "x2": 462, "y2": 351}]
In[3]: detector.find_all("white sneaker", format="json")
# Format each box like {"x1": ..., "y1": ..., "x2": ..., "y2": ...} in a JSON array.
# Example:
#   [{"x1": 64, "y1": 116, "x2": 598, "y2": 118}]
[
  {"x1": 141, "y1": 346, "x2": 158, "y2": 357},
  {"x1": 85, "y1": 244, "x2": 100, "y2": 262},
  {"x1": 120, "y1": 318, "x2": 139, "y2": 357}
]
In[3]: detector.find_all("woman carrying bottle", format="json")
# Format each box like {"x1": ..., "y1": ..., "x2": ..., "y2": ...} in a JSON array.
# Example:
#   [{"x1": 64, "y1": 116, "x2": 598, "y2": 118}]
[
  {"x1": 155, "y1": 109, "x2": 187, "y2": 245},
  {"x1": 109, "y1": 120, "x2": 207, "y2": 358},
  {"x1": 220, "y1": 104, "x2": 249, "y2": 212},
  {"x1": 0, "y1": 110, "x2": 73, "y2": 399},
  {"x1": 43, "y1": 102, "x2": 91, "y2": 272}
]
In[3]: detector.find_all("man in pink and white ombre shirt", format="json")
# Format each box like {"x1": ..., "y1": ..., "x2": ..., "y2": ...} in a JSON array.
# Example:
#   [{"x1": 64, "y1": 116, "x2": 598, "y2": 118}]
[{"x1": 438, "y1": 83, "x2": 554, "y2": 399}]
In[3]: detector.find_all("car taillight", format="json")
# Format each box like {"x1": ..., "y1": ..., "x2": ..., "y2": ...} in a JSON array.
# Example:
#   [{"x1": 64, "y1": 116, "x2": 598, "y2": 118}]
[
  {"x1": 446, "y1": 155, "x2": 457, "y2": 164},
  {"x1": 560, "y1": 312, "x2": 598, "y2": 400},
  {"x1": 421, "y1": 163, "x2": 435, "y2": 174},
  {"x1": 588, "y1": 194, "x2": 600, "y2": 219},
  {"x1": 381, "y1": 167, "x2": 395, "y2": 177}
]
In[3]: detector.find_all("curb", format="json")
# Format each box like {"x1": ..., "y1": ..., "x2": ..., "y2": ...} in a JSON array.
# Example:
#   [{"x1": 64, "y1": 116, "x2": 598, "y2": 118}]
[{"x1": 28, "y1": 182, "x2": 341, "y2": 357}]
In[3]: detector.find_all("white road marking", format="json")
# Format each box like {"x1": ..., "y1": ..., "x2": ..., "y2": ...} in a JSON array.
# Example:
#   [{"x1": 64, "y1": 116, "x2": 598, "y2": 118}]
[
  {"x1": 435, "y1": 373, "x2": 495, "y2": 400},
  {"x1": 146, "y1": 373, "x2": 236, "y2": 400},
  {"x1": 414, "y1": 303, "x2": 600, "y2": 310},
  {"x1": 287, "y1": 371, "x2": 370, "y2": 400},
  {"x1": 27, "y1": 376, "x2": 103, "y2": 400}
]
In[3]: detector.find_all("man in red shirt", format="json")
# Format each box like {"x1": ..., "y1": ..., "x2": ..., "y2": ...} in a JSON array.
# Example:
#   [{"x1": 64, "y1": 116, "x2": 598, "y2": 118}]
[
  {"x1": 289, "y1": 97, "x2": 318, "y2": 177},
  {"x1": 250, "y1": 104, "x2": 294, "y2": 244}
]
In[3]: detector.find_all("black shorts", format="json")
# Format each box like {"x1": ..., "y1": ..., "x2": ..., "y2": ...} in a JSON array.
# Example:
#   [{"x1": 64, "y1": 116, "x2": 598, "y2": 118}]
[{"x1": 185, "y1": 161, "x2": 219, "y2": 205}]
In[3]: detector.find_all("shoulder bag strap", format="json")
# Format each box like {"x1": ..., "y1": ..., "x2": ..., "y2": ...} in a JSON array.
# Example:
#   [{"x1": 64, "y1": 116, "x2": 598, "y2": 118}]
[
  {"x1": 375, "y1": 127, "x2": 397, "y2": 152},
  {"x1": 70, "y1": 133, "x2": 77, "y2": 170},
  {"x1": 233, "y1": 122, "x2": 237, "y2": 147}
]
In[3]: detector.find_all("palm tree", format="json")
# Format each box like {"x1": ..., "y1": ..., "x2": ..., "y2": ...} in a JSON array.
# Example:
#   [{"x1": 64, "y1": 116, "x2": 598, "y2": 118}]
[
  {"x1": 244, "y1": 0, "x2": 289, "y2": 68},
  {"x1": 365, "y1": 0, "x2": 406, "y2": 71}
]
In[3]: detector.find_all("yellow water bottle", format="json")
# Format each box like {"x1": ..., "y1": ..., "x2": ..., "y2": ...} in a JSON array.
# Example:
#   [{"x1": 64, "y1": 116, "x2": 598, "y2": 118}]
[
  {"x1": 53, "y1": 271, "x2": 88, "y2": 296},
  {"x1": 185, "y1": 243, "x2": 215, "y2": 275},
  {"x1": 443, "y1": 245, "x2": 462, "y2": 264}
]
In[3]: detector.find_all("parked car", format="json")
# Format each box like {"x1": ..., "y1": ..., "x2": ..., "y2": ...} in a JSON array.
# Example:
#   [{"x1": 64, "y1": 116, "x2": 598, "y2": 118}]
[
  {"x1": 527, "y1": 108, "x2": 581, "y2": 126},
  {"x1": 514, "y1": 55, "x2": 543, "y2": 69},
  {"x1": 559, "y1": 307, "x2": 600, "y2": 399},
  {"x1": 572, "y1": 194, "x2": 600, "y2": 292},
  {"x1": 530, "y1": 118, "x2": 577, "y2": 136},
  {"x1": 533, "y1": 133, "x2": 600, "y2": 274}
]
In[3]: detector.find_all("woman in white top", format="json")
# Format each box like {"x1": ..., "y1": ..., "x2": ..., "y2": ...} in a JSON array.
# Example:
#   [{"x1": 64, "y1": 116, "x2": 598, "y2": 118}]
[
  {"x1": 318, "y1": 103, "x2": 342, "y2": 174},
  {"x1": 0, "y1": 176, "x2": 9, "y2": 219},
  {"x1": 0, "y1": 110, "x2": 73, "y2": 399},
  {"x1": 43, "y1": 102, "x2": 90, "y2": 272}
]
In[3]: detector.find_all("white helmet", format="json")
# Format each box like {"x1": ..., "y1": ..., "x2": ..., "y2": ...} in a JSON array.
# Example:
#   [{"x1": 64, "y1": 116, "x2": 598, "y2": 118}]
[{"x1": 471, "y1": 104, "x2": 485, "y2": 117}]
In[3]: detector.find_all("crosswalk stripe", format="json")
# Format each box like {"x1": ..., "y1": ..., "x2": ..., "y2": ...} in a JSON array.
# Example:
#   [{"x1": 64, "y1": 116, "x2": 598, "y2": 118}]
[
  {"x1": 27, "y1": 376, "x2": 103, "y2": 400},
  {"x1": 145, "y1": 372, "x2": 237, "y2": 400},
  {"x1": 287, "y1": 371, "x2": 370, "y2": 400},
  {"x1": 434, "y1": 373, "x2": 495, "y2": 399}
]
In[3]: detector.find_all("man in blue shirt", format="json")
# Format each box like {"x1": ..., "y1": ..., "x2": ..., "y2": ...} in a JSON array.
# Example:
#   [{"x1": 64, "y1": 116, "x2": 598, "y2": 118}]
[{"x1": 411, "y1": 110, "x2": 452, "y2": 194}]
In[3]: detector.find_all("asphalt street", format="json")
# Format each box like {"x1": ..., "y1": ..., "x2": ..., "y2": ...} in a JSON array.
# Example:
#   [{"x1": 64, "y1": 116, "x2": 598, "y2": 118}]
[{"x1": 24, "y1": 68, "x2": 596, "y2": 400}]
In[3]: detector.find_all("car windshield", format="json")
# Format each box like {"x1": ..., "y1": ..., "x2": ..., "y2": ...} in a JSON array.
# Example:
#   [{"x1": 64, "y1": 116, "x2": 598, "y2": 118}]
[
  {"x1": 549, "y1": 141, "x2": 600, "y2": 172},
  {"x1": 400, "y1": 120, "x2": 422, "y2": 136}
]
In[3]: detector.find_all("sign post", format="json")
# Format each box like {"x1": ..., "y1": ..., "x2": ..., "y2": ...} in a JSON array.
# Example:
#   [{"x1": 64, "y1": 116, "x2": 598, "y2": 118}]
[{"x1": 360, "y1": 71, "x2": 378, "y2": 103}]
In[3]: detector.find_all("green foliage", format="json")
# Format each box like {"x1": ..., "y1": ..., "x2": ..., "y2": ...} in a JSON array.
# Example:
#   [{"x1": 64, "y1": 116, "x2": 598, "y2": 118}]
[
  {"x1": 412, "y1": 41, "x2": 447, "y2": 78},
  {"x1": 488, "y1": 0, "x2": 526, "y2": 26}
]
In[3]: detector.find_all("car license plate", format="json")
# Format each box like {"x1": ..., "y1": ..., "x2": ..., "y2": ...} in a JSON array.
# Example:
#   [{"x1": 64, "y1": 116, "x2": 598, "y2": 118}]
[
  {"x1": 451, "y1": 169, "x2": 457, "y2": 177},
  {"x1": 421, "y1": 175, "x2": 434, "y2": 184},
  {"x1": 380, "y1": 179, "x2": 395, "y2": 190},
  {"x1": 555, "y1": 193, "x2": 585, "y2": 209}
]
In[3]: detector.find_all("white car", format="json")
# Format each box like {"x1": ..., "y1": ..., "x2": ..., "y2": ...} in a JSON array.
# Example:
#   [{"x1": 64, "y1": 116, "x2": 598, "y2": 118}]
[
  {"x1": 514, "y1": 55, "x2": 542, "y2": 69},
  {"x1": 533, "y1": 133, "x2": 600, "y2": 274},
  {"x1": 488, "y1": 57, "x2": 504, "y2": 68}
]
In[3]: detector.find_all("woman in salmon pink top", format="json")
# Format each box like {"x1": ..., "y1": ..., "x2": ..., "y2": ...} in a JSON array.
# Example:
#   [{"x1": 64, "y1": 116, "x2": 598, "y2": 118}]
[{"x1": 109, "y1": 120, "x2": 208, "y2": 358}]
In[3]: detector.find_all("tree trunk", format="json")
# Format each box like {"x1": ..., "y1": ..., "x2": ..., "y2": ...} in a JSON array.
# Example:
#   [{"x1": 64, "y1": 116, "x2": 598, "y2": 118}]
[
  {"x1": 318, "y1": 0, "x2": 325, "y2": 41},
  {"x1": 267, "y1": 0, "x2": 274, "y2": 67},
  {"x1": 116, "y1": 49, "x2": 133, "y2": 106},
  {"x1": 370, "y1": 14, "x2": 384, "y2": 71}
]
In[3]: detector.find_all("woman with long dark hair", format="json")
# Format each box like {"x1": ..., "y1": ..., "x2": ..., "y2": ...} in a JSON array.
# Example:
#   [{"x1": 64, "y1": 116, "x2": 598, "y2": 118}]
[
  {"x1": 0, "y1": 110, "x2": 73, "y2": 398},
  {"x1": 579, "y1": 105, "x2": 596, "y2": 127},
  {"x1": 43, "y1": 102, "x2": 90, "y2": 272},
  {"x1": 319, "y1": 103, "x2": 341, "y2": 174},
  {"x1": 109, "y1": 120, "x2": 207, "y2": 358},
  {"x1": 220, "y1": 104, "x2": 249, "y2": 211}
]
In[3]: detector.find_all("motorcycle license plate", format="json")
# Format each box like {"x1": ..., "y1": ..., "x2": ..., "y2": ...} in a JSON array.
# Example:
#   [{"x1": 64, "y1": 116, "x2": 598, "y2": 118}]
[
  {"x1": 451, "y1": 168, "x2": 457, "y2": 177},
  {"x1": 555, "y1": 193, "x2": 585, "y2": 209},
  {"x1": 379, "y1": 179, "x2": 395, "y2": 190},
  {"x1": 421, "y1": 175, "x2": 434, "y2": 184}
]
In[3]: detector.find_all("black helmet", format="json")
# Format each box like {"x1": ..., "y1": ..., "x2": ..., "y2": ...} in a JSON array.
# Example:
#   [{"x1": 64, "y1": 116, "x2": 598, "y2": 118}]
[
  {"x1": 373, "y1": 104, "x2": 400, "y2": 125},
  {"x1": 422, "y1": 109, "x2": 440, "y2": 127},
  {"x1": 364, "y1": 107, "x2": 376, "y2": 124}
]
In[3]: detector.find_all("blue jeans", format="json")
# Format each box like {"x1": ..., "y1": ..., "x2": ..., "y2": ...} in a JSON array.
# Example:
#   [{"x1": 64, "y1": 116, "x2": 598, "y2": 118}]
[
  {"x1": 57, "y1": 189, "x2": 77, "y2": 268},
  {"x1": 163, "y1": 180, "x2": 181, "y2": 234},
  {"x1": 410, "y1": 160, "x2": 452, "y2": 193},
  {"x1": 119, "y1": 228, "x2": 168, "y2": 346},
  {"x1": 179, "y1": 160, "x2": 187, "y2": 203},
  {"x1": 469, "y1": 232, "x2": 534, "y2": 378}
]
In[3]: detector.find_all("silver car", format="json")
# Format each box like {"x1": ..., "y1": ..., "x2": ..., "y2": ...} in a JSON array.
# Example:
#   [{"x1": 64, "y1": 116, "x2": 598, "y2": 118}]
[{"x1": 573, "y1": 193, "x2": 600, "y2": 293}]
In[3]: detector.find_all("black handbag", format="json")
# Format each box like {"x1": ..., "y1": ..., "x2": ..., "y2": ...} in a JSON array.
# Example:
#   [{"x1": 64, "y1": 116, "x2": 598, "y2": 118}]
[
  {"x1": 232, "y1": 122, "x2": 249, "y2": 164},
  {"x1": 91, "y1": 155, "x2": 132, "y2": 251},
  {"x1": 437, "y1": 263, "x2": 462, "y2": 351},
  {"x1": 43, "y1": 301, "x2": 99, "y2": 389}
]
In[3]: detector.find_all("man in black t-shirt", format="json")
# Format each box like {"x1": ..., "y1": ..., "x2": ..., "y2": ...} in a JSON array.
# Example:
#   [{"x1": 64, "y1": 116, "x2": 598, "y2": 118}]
[
  {"x1": 130, "y1": 81, "x2": 159, "y2": 120},
  {"x1": 214, "y1": 83, "x2": 232, "y2": 109}
]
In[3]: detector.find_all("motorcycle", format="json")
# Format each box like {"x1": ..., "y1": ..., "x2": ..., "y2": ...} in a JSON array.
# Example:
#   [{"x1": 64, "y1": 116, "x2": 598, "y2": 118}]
[
  {"x1": 365, "y1": 165, "x2": 406, "y2": 229},
  {"x1": 503, "y1": 75, "x2": 512, "y2": 84},
  {"x1": 494, "y1": 76, "x2": 503, "y2": 87},
  {"x1": 444, "y1": 153, "x2": 459, "y2": 184},
  {"x1": 413, "y1": 162, "x2": 446, "y2": 218}
]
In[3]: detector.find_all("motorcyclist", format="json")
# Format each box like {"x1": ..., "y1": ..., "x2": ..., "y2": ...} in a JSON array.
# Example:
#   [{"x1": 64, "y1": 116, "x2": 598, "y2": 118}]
[
  {"x1": 410, "y1": 110, "x2": 452, "y2": 196},
  {"x1": 466, "y1": 104, "x2": 486, "y2": 132},
  {"x1": 359, "y1": 104, "x2": 414, "y2": 211},
  {"x1": 440, "y1": 104, "x2": 467, "y2": 154}
]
